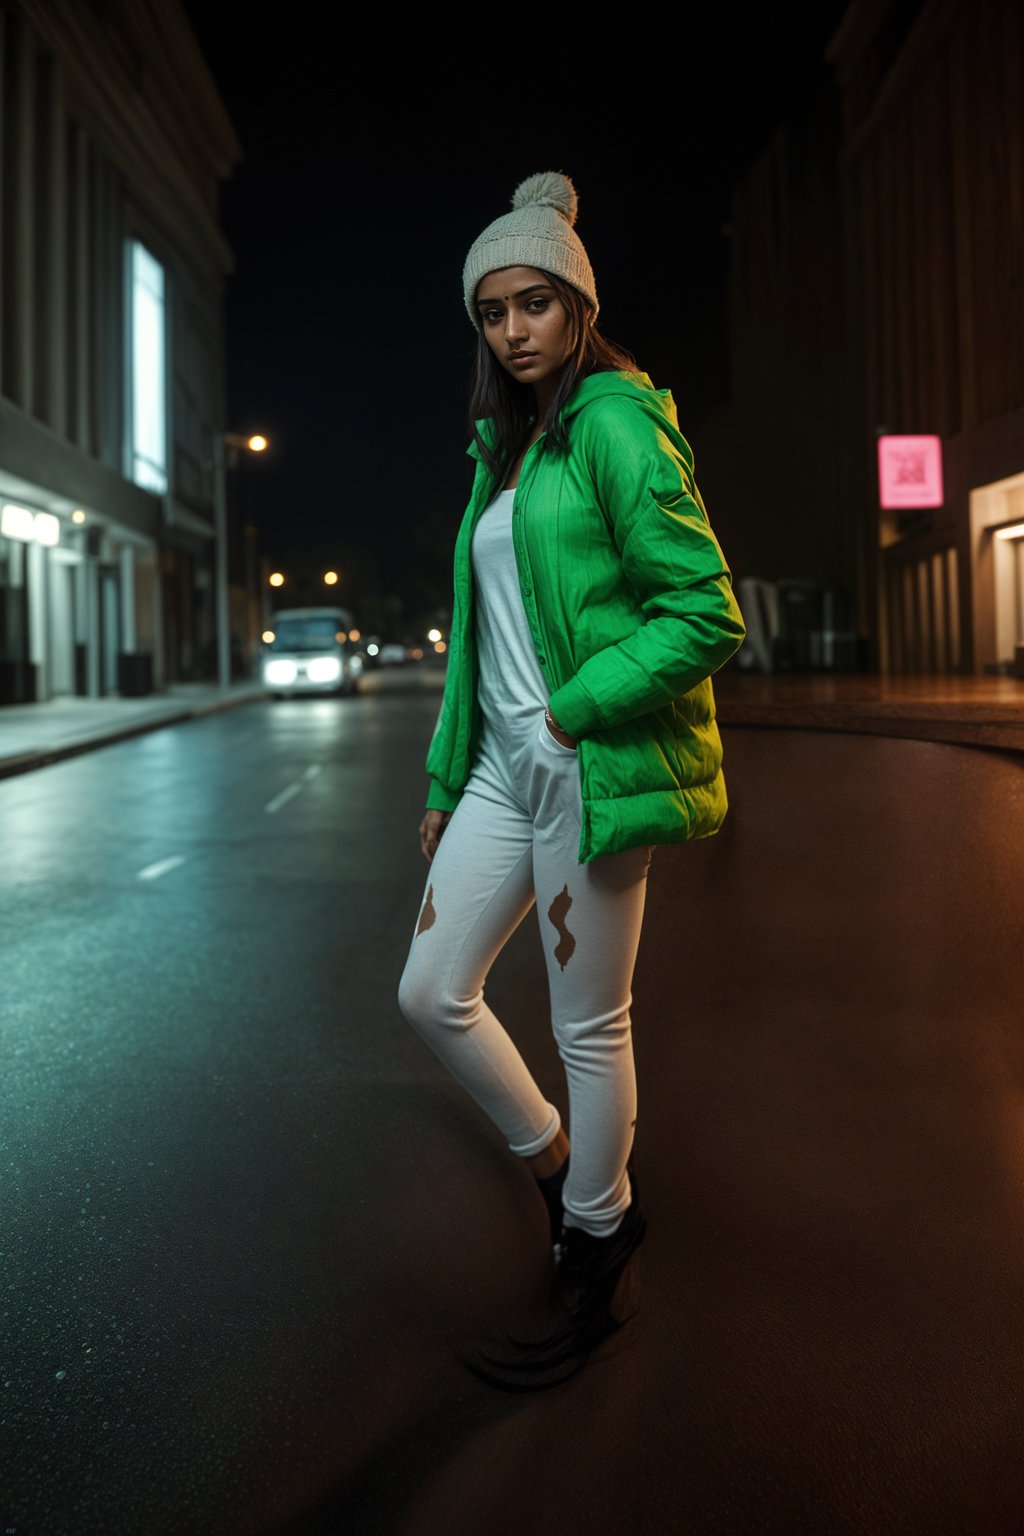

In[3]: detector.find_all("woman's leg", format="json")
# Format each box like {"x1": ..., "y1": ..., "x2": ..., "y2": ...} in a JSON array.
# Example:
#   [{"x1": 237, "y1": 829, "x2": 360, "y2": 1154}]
[
  {"x1": 527, "y1": 727, "x2": 654, "y2": 1240},
  {"x1": 397, "y1": 782, "x2": 563, "y2": 1159}
]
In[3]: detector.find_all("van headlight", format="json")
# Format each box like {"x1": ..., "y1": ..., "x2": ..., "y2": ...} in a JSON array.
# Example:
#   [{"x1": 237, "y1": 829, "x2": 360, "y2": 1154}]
[
  {"x1": 306, "y1": 656, "x2": 341, "y2": 683},
  {"x1": 264, "y1": 660, "x2": 297, "y2": 685}
]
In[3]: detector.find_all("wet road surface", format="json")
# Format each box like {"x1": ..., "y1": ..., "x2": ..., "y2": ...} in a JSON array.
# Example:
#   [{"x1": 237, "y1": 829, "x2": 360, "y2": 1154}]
[{"x1": 2, "y1": 666, "x2": 1022, "y2": 1534}]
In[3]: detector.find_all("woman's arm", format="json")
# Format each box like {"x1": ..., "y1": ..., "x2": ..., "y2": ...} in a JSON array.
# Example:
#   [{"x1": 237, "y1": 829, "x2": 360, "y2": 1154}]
[
  {"x1": 424, "y1": 649, "x2": 463, "y2": 812},
  {"x1": 547, "y1": 396, "x2": 746, "y2": 739}
]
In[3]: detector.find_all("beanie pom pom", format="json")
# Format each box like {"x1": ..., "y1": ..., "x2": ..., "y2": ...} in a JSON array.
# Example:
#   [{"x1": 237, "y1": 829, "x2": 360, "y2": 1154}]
[{"x1": 511, "y1": 171, "x2": 578, "y2": 226}]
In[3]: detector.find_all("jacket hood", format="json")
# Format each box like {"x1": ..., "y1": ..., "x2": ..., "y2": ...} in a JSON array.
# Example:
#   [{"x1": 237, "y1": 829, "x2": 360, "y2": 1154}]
[
  {"x1": 468, "y1": 369, "x2": 684, "y2": 463},
  {"x1": 561, "y1": 368, "x2": 675, "y2": 423}
]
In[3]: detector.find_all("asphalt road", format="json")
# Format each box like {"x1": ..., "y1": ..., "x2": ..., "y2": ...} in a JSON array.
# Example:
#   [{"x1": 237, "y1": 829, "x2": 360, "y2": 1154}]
[{"x1": 2, "y1": 667, "x2": 1022, "y2": 1535}]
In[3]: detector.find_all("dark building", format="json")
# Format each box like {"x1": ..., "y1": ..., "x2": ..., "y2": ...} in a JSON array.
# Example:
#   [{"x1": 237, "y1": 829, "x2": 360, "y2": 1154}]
[
  {"x1": 696, "y1": 0, "x2": 1024, "y2": 677},
  {"x1": 0, "y1": 0, "x2": 242, "y2": 704}
]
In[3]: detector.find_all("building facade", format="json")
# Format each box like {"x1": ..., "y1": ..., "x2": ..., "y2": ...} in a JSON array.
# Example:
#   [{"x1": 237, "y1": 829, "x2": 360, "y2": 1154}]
[
  {"x1": 0, "y1": 0, "x2": 240, "y2": 705},
  {"x1": 695, "y1": 0, "x2": 1024, "y2": 676},
  {"x1": 830, "y1": 0, "x2": 1024, "y2": 675}
]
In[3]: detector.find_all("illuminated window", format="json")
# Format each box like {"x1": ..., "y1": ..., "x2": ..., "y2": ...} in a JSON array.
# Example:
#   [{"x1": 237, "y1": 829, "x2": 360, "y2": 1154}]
[{"x1": 127, "y1": 241, "x2": 168, "y2": 494}]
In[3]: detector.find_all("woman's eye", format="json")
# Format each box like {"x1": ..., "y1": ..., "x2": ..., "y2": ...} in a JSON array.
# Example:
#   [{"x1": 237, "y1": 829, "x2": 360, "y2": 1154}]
[
  {"x1": 481, "y1": 310, "x2": 503, "y2": 324},
  {"x1": 526, "y1": 299, "x2": 548, "y2": 312}
]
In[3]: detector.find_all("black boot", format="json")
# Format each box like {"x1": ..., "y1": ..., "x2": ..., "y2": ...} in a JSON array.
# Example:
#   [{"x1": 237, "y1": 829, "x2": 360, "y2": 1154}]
[
  {"x1": 461, "y1": 1154, "x2": 646, "y2": 1392},
  {"x1": 556, "y1": 1154, "x2": 646, "y2": 1309},
  {"x1": 533, "y1": 1152, "x2": 570, "y2": 1260}
]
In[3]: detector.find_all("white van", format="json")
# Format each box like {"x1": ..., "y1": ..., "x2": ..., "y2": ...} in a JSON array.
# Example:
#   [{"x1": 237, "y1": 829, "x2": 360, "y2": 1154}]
[{"x1": 260, "y1": 607, "x2": 364, "y2": 697}]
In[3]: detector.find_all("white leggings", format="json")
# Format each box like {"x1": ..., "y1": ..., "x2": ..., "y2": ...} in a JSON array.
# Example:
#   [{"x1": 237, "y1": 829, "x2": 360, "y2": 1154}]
[{"x1": 398, "y1": 709, "x2": 654, "y2": 1238}]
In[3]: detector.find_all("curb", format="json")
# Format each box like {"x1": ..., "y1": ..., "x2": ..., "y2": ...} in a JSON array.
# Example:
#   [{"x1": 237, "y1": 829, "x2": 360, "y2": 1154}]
[{"x1": 0, "y1": 690, "x2": 263, "y2": 782}]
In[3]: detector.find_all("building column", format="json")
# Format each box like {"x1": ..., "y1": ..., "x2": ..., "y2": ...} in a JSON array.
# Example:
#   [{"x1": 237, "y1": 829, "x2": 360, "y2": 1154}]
[
  {"x1": 94, "y1": 158, "x2": 120, "y2": 473},
  {"x1": 6, "y1": 13, "x2": 35, "y2": 409},
  {"x1": 120, "y1": 543, "x2": 136, "y2": 652},
  {"x1": 73, "y1": 546, "x2": 88, "y2": 694},
  {"x1": 34, "y1": 51, "x2": 67, "y2": 434},
  {"x1": 151, "y1": 552, "x2": 164, "y2": 690},
  {"x1": 84, "y1": 558, "x2": 100, "y2": 698},
  {"x1": 26, "y1": 540, "x2": 48, "y2": 702},
  {"x1": 68, "y1": 121, "x2": 91, "y2": 449}
]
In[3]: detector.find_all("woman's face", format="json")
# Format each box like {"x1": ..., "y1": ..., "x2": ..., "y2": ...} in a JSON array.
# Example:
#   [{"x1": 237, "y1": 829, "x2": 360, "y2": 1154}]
[{"x1": 475, "y1": 267, "x2": 573, "y2": 392}]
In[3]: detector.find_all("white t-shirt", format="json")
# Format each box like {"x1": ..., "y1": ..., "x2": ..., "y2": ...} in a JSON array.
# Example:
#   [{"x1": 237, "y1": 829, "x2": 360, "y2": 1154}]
[{"x1": 471, "y1": 488, "x2": 548, "y2": 741}]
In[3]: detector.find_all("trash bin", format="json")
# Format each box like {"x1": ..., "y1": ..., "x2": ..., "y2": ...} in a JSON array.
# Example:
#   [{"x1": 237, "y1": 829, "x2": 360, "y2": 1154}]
[
  {"x1": 772, "y1": 582, "x2": 862, "y2": 672},
  {"x1": 118, "y1": 652, "x2": 153, "y2": 697},
  {"x1": 0, "y1": 659, "x2": 37, "y2": 703},
  {"x1": 772, "y1": 580, "x2": 824, "y2": 671},
  {"x1": 819, "y1": 586, "x2": 860, "y2": 671}
]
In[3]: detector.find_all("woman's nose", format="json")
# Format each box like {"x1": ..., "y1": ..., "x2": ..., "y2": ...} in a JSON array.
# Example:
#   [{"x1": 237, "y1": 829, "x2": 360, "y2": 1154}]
[{"x1": 504, "y1": 308, "x2": 527, "y2": 343}]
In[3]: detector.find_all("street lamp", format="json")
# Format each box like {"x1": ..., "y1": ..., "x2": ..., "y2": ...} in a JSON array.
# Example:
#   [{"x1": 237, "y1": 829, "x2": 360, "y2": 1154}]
[{"x1": 212, "y1": 429, "x2": 270, "y2": 689}]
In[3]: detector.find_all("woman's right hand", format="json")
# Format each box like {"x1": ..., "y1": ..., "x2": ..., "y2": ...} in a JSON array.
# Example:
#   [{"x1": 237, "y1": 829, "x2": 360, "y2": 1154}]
[{"x1": 419, "y1": 808, "x2": 453, "y2": 863}]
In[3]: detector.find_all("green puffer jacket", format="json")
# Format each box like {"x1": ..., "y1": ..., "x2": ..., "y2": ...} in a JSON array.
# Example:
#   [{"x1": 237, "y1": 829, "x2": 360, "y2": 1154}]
[{"x1": 425, "y1": 369, "x2": 747, "y2": 863}]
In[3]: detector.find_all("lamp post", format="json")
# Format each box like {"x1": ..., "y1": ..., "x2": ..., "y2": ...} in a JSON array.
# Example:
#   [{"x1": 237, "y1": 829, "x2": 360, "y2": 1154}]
[{"x1": 213, "y1": 431, "x2": 268, "y2": 689}]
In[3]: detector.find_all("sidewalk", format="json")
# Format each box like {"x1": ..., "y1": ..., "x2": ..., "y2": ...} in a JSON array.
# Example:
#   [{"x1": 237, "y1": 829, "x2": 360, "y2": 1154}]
[
  {"x1": 713, "y1": 668, "x2": 1024, "y2": 752},
  {"x1": 0, "y1": 680, "x2": 266, "y2": 780},
  {"x1": 6, "y1": 667, "x2": 1022, "y2": 783}
]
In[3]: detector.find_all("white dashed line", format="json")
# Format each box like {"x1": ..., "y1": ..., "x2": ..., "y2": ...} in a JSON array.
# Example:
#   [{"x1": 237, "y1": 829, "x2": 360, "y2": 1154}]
[
  {"x1": 265, "y1": 782, "x2": 304, "y2": 814},
  {"x1": 137, "y1": 856, "x2": 187, "y2": 882},
  {"x1": 303, "y1": 765, "x2": 321, "y2": 780}
]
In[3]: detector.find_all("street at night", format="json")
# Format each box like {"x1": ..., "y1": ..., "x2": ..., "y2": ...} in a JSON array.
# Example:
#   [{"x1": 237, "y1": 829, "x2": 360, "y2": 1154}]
[
  {"x1": 3, "y1": 671, "x2": 1022, "y2": 1533},
  {"x1": 3, "y1": 0, "x2": 1024, "y2": 1529}
]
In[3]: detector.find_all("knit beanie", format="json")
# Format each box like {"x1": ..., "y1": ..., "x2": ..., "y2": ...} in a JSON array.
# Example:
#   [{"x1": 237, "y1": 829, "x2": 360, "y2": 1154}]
[{"x1": 463, "y1": 171, "x2": 598, "y2": 327}]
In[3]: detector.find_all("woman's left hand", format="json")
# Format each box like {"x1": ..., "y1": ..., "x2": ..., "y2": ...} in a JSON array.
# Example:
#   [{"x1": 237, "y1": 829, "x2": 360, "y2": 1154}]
[{"x1": 544, "y1": 711, "x2": 577, "y2": 749}]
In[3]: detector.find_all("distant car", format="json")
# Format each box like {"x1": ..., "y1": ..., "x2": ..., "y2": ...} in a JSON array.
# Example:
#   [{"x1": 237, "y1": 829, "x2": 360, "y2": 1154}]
[
  {"x1": 261, "y1": 607, "x2": 364, "y2": 697},
  {"x1": 376, "y1": 643, "x2": 408, "y2": 666}
]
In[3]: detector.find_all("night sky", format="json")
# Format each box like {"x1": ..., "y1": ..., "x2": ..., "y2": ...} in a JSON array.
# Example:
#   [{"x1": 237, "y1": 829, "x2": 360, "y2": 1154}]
[{"x1": 181, "y1": 7, "x2": 851, "y2": 629}]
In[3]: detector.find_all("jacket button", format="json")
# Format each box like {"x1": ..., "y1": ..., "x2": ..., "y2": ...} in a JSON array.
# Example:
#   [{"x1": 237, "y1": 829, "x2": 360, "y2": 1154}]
[
  {"x1": 523, "y1": 586, "x2": 532, "y2": 596},
  {"x1": 538, "y1": 656, "x2": 547, "y2": 667}
]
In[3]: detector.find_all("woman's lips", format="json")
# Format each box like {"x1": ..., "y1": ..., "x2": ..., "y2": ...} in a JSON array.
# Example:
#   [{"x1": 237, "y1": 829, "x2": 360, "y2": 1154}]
[{"x1": 509, "y1": 353, "x2": 538, "y2": 367}]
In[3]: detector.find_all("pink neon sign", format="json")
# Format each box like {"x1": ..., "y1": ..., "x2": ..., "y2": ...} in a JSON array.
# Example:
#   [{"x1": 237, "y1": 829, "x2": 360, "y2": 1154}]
[{"x1": 877, "y1": 434, "x2": 944, "y2": 509}]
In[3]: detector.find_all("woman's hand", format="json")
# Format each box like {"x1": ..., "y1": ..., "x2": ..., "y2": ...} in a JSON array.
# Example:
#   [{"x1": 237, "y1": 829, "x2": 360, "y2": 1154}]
[
  {"x1": 544, "y1": 710, "x2": 577, "y2": 749},
  {"x1": 419, "y1": 808, "x2": 453, "y2": 863}
]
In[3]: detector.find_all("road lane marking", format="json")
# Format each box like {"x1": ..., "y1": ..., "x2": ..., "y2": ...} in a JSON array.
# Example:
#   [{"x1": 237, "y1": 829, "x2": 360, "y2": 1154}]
[
  {"x1": 137, "y1": 856, "x2": 187, "y2": 882},
  {"x1": 303, "y1": 765, "x2": 321, "y2": 781},
  {"x1": 265, "y1": 782, "x2": 304, "y2": 814}
]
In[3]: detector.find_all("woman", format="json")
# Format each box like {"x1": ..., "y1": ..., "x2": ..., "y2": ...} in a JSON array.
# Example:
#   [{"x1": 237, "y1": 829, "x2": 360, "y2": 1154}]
[{"x1": 397, "y1": 172, "x2": 746, "y2": 1389}]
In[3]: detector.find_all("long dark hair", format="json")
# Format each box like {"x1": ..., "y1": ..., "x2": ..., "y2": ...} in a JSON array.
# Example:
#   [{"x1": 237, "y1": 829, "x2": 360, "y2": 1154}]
[{"x1": 467, "y1": 270, "x2": 638, "y2": 488}]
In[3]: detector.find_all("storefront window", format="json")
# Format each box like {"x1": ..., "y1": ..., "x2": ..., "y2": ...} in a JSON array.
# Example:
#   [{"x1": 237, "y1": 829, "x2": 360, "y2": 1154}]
[{"x1": 0, "y1": 532, "x2": 31, "y2": 702}]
